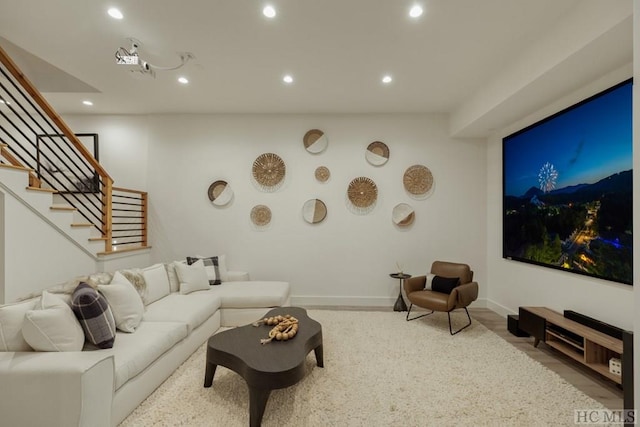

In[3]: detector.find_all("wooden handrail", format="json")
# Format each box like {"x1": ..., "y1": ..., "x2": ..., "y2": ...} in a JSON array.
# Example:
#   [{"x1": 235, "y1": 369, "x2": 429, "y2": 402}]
[{"x1": 0, "y1": 44, "x2": 112, "y2": 182}]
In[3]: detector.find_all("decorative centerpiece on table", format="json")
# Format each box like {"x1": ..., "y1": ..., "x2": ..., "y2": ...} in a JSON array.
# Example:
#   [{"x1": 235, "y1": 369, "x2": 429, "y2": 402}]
[{"x1": 253, "y1": 314, "x2": 299, "y2": 344}]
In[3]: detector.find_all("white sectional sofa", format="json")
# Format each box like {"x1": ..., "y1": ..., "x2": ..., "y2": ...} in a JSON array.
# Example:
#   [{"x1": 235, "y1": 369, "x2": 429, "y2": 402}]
[{"x1": 0, "y1": 263, "x2": 290, "y2": 427}]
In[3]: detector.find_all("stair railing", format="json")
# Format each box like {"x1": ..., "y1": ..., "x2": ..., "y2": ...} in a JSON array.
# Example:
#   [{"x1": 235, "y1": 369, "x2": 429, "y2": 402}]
[{"x1": 0, "y1": 43, "x2": 147, "y2": 253}]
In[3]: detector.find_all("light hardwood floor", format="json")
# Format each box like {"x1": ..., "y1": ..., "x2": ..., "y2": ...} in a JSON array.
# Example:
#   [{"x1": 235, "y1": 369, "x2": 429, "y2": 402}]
[{"x1": 471, "y1": 307, "x2": 623, "y2": 409}]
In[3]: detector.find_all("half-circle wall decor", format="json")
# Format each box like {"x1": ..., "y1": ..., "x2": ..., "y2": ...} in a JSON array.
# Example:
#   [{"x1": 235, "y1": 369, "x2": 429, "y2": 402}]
[
  {"x1": 403, "y1": 164, "x2": 433, "y2": 197},
  {"x1": 365, "y1": 141, "x2": 390, "y2": 166},
  {"x1": 392, "y1": 203, "x2": 415, "y2": 227},
  {"x1": 250, "y1": 205, "x2": 272, "y2": 227},
  {"x1": 207, "y1": 180, "x2": 233, "y2": 206},
  {"x1": 303, "y1": 129, "x2": 328, "y2": 154},
  {"x1": 314, "y1": 166, "x2": 330, "y2": 182},
  {"x1": 302, "y1": 199, "x2": 327, "y2": 224},
  {"x1": 252, "y1": 153, "x2": 286, "y2": 191},
  {"x1": 347, "y1": 176, "x2": 378, "y2": 214}
]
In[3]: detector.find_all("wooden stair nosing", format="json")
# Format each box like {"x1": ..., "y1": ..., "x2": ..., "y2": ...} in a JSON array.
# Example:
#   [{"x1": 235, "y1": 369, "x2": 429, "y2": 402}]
[
  {"x1": 97, "y1": 245, "x2": 152, "y2": 256},
  {"x1": 88, "y1": 237, "x2": 108, "y2": 241},
  {"x1": 71, "y1": 223, "x2": 93, "y2": 228},
  {"x1": 0, "y1": 163, "x2": 33, "y2": 172},
  {"x1": 50, "y1": 205, "x2": 77, "y2": 212},
  {"x1": 26, "y1": 186, "x2": 57, "y2": 193}
]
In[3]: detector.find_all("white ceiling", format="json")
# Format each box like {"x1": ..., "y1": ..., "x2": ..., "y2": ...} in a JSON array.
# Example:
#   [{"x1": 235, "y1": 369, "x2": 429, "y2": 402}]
[{"x1": 0, "y1": 0, "x2": 633, "y2": 136}]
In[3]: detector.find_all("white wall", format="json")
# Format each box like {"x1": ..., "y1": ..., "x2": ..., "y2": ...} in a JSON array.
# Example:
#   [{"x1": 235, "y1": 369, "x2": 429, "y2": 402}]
[
  {"x1": 65, "y1": 114, "x2": 486, "y2": 307},
  {"x1": 1, "y1": 187, "x2": 96, "y2": 302},
  {"x1": 486, "y1": 67, "x2": 634, "y2": 330}
]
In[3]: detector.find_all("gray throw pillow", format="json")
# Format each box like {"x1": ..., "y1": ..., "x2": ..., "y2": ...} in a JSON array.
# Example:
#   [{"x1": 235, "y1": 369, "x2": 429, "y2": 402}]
[{"x1": 71, "y1": 282, "x2": 116, "y2": 349}]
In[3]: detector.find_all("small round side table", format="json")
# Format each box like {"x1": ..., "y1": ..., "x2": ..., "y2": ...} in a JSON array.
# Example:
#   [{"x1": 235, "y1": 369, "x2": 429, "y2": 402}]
[{"x1": 389, "y1": 273, "x2": 412, "y2": 312}]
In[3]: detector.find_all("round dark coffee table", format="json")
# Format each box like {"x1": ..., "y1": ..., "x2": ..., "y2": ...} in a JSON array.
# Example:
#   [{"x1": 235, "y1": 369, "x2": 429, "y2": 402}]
[{"x1": 204, "y1": 307, "x2": 323, "y2": 427}]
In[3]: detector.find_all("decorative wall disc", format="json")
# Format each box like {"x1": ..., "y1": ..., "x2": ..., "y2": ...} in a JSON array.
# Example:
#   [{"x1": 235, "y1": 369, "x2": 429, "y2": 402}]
[
  {"x1": 250, "y1": 205, "x2": 272, "y2": 227},
  {"x1": 366, "y1": 141, "x2": 390, "y2": 166},
  {"x1": 392, "y1": 203, "x2": 415, "y2": 226},
  {"x1": 403, "y1": 164, "x2": 433, "y2": 196},
  {"x1": 314, "y1": 166, "x2": 330, "y2": 182},
  {"x1": 347, "y1": 177, "x2": 378, "y2": 208},
  {"x1": 252, "y1": 153, "x2": 286, "y2": 191},
  {"x1": 303, "y1": 129, "x2": 328, "y2": 154},
  {"x1": 302, "y1": 199, "x2": 327, "y2": 224},
  {"x1": 207, "y1": 180, "x2": 233, "y2": 206}
]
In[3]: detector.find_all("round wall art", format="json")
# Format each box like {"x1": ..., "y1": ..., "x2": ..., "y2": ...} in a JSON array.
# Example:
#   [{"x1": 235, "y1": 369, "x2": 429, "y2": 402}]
[
  {"x1": 403, "y1": 164, "x2": 433, "y2": 197},
  {"x1": 347, "y1": 176, "x2": 378, "y2": 213},
  {"x1": 365, "y1": 141, "x2": 390, "y2": 166},
  {"x1": 314, "y1": 166, "x2": 330, "y2": 182},
  {"x1": 250, "y1": 205, "x2": 272, "y2": 227},
  {"x1": 252, "y1": 153, "x2": 286, "y2": 191},
  {"x1": 303, "y1": 129, "x2": 328, "y2": 154},
  {"x1": 302, "y1": 199, "x2": 327, "y2": 224},
  {"x1": 392, "y1": 203, "x2": 415, "y2": 227},
  {"x1": 207, "y1": 180, "x2": 233, "y2": 206}
]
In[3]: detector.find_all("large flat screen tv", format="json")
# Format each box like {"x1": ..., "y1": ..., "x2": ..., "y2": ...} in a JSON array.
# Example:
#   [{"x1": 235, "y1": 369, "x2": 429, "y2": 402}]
[{"x1": 503, "y1": 79, "x2": 632, "y2": 285}]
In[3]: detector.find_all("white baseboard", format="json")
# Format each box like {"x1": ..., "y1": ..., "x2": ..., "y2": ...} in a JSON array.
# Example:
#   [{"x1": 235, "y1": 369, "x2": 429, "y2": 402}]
[
  {"x1": 290, "y1": 295, "x2": 493, "y2": 310},
  {"x1": 484, "y1": 299, "x2": 516, "y2": 318}
]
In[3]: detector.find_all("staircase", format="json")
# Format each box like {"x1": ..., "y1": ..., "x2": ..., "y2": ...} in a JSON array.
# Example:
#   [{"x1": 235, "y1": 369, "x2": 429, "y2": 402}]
[{"x1": 0, "y1": 44, "x2": 148, "y2": 256}]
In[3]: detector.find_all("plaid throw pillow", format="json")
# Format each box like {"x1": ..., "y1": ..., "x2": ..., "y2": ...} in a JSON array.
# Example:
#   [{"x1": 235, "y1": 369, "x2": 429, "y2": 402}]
[
  {"x1": 71, "y1": 282, "x2": 116, "y2": 349},
  {"x1": 186, "y1": 256, "x2": 221, "y2": 285}
]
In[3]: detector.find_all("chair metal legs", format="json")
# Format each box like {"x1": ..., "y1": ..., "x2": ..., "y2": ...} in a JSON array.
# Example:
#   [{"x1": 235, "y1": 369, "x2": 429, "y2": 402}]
[
  {"x1": 406, "y1": 304, "x2": 473, "y2": 335},
  {"x1": 448, "y1": 307, "x2": 472, "y2": 335},
  {"x1": 406, "y1": 304, "x2": 434, "y2": 321}
]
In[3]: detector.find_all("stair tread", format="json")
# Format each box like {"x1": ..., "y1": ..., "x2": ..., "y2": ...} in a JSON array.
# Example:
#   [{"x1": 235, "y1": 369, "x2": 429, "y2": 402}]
[
  {"x1": 50, "y1": 205, "x2": 76, "y2": 211},
  {"x1": 89, "y1": 237, "x2": 108, "y2": 241},
  {"x1": 71, "y1": 223, "x2": 93, "y2": 227},
  {"x1": 26, "y1": 186, "x2": 56, "y2": 193},
  {"x1": 97, "y1": 245, "x2": 152, "y2": 256},
  {"x1": 0, "y1": 163, "x2": 32, "y2": 172}
]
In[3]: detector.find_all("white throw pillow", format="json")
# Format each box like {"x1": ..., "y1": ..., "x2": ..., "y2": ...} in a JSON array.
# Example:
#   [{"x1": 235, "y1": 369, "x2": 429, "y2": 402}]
[
  {"x1": 142, "y1": 264, "x2": 171, "y2": 305},
  {"x1": 99, "y1": 272, "x2": 145, "y2": 332},
  {"x1": 0, "y1": 299, "x2": 38, "y2": 351},
  {"x1": 175, "y1": 260, "x2": 210, "y2": 294},
  {"x1": 22, "y1": 291, "x2": 84, "y2": 352},
  {"x1": 425, "y1": 274, "x2": 436, "y2": 290}
]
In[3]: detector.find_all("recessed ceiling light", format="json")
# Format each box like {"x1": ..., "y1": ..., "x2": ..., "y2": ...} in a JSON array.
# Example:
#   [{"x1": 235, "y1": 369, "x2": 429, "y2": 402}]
[
  {"x1": 409, "y1": 5, "x2": 423, "y2": 18},
  {"x1": 263, "y1": 5, "x2": 276, "y2": 18},
  {"x1": 283, "y1": 74, "x2": 293, "y2": 84},
  {"x1": 178, "y1": 77, "x2": 189, "y2": 84},
  {"x1": 107, "y1": 8, "x2": 123, "y2": 20},
  {"x1": 82, "y1": 100, "x2": 93, "y2": 106},
  {"x1": 382, "y1": 75, "x2": 393, "y2": 84}
]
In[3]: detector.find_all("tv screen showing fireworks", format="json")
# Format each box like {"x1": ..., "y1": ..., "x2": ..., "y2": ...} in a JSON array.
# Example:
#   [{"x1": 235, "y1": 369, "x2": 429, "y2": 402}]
[{"x1": 503, "y1": 79, "x2": 633, "y2": 285}]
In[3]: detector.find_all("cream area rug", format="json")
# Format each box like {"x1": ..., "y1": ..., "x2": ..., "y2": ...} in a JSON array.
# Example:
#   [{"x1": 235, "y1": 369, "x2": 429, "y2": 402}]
[{"x1": 121, "y1": 310, "x2": 608, "y2": 427}]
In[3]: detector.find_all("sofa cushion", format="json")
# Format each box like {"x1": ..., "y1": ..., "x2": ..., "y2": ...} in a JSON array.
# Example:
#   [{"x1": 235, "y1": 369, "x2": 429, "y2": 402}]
[
  {"x1": 141, "y1": 264, "x2": 171, "y2": 305},
  {"x1": 143, "y1": 292, "x2": 221, "y2": 333},
  {"x1": 98, "y1": 272, "x2": 144, "y2": 333},
  {"x1": 22, "y1": 291, "x2": 84, "y2": 352},
  {"x1": 97, "y1": 321, "x2": 188, "y2": 390},
  {"x1": 71, "y1": 283, "x2": 116, "y2": 349},
  {"x1": 117, "y1": 268, "x2": 147, "y2": 301},
  {"x1": 175, "y1": 260, "x2": 210, "y2": 294},
  {"x1": 164, "y1": 261, "x2": 185, "y2": 293},
  {"x1": 0, "y1": 299, "x2": 38, "y2": 351},
  {"x1": 209, "y1": 281, "x2": 290, "y2": 309}
]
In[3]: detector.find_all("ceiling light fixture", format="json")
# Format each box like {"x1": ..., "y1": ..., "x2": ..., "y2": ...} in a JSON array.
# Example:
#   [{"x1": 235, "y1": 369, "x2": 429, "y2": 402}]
[
  {"x1": 82, "y1": 100, "x2": 94, "y2": 106},
  {"x1": 382, "y1": 75, "x2": 393, "y2": 84},
  {"x1": 263, "y1": 5, "x2": 276, "y2": 18},
  {"x1": 178, "y1": 77, "x2": 189, "y2": 84},
  {"x1": 283, "y1": 74, "x2": 293, "y2": 84},
  {"x1": 108, "y1": 8, "x2": 123, "y2": 20},
  {"x1": 409, "y1": 5, "x2": 423, "y2": 18}
]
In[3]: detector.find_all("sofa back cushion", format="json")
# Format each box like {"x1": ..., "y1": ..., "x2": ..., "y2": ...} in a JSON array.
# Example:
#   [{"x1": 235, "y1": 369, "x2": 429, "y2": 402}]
[
  {"x1": 71, "y1": 283, "x2": 116, "y2": 349},
  {"x1": 142, "y1": 264, "x2": 171, "y2": 305}
]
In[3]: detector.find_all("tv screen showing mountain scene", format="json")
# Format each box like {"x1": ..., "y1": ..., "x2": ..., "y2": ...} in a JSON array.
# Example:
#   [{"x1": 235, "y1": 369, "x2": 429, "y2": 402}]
[{"x1": 503, "y1": 79, "x2": 632, "y2": 285}]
